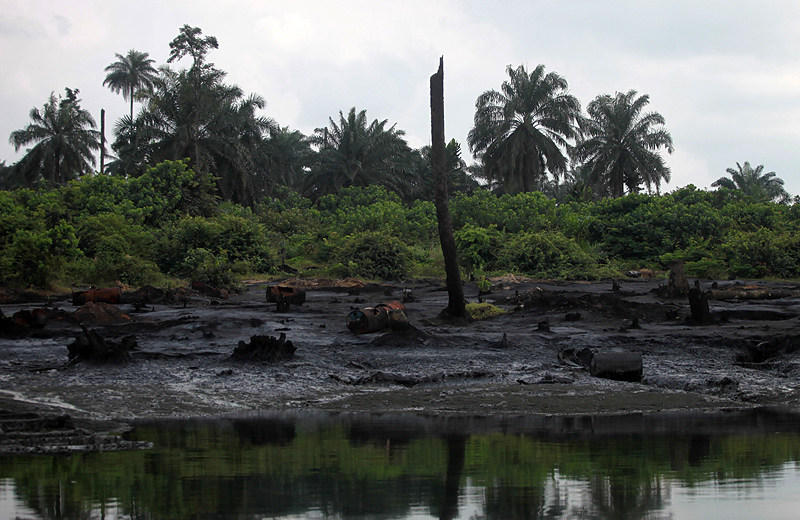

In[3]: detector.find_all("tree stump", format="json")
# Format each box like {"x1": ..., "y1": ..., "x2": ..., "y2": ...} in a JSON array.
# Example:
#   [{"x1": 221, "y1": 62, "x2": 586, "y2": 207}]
[
  {"x1": 231, "y1": 333, "x2": 295, "y2": 362},
  {"x1": 68, "y1": 326, "x2": 134, "y2": 364},
  {"x1": 688, "y1": 280, "x2": 712, "y2": 324}
]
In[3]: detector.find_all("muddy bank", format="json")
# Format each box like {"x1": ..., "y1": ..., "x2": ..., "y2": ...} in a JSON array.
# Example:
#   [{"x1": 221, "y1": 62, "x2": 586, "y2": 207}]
[{"x1": 2, "y1": 277, "x2": 800, "y2": 437}]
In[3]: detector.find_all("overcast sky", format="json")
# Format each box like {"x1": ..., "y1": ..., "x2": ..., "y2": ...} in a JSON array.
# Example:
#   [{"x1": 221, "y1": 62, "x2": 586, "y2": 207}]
[{"x1": 2, "y1": 0, "x2": 799, "y2": 195}]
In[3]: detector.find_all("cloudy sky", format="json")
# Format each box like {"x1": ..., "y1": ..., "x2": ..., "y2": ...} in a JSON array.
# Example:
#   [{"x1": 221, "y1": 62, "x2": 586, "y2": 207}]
[{"x1": 2, "y1": 0, "x2": 799, "y2": 195}]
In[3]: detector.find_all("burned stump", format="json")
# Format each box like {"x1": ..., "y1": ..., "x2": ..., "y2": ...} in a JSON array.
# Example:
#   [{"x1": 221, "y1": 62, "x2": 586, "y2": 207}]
[
  {"x1": 68, "y1": 326, "x2": 135, "y2": 364},
  {"x1": 688, "y1": 281, "x2": 712, "y2": 324},
  {"x1": 232, "y1": 333, "x2": 295, "y2": 362}
]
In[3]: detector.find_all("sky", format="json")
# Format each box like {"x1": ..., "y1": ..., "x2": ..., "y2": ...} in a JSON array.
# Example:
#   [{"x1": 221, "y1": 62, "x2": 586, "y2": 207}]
[{"x1": 2, "y1": 0, "x2": 800, "y2": 195}]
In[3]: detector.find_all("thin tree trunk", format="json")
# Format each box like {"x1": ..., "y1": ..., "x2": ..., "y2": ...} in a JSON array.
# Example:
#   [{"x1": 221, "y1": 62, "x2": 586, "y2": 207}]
[
  {"x1": 430, "y1": 57, "x2": 467, "y2": 318},
  {"x1": 100, "y1": 108, "x2": 105, "y2": 174}
]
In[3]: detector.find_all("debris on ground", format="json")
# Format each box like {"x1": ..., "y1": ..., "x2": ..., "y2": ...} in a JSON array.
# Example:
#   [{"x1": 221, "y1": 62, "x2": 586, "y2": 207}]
[
  {"x1": 68, "y1": 326, "x2": 136, "y2": 364},
  {"x1": 347, "y1": 301, "x2": 408, "y2": 334},
  {"x1": 0, "y1": 410, "x2": 151, "y2": 454},
  {"x1": 72, "y1": 287, "x2": 122, "y2": 306},
  {"x1": 266, "y1": 285, "x2": 306, "y2": 311}
]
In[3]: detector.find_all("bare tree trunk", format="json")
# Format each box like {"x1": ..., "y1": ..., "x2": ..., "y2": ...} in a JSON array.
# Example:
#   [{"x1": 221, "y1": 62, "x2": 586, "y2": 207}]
[
  {"x1": 100, "y1": 108, "x2": 106, "y2": 174},
  {"x1": 430, "y1": 57, "x2": 467, "y2": 318}
]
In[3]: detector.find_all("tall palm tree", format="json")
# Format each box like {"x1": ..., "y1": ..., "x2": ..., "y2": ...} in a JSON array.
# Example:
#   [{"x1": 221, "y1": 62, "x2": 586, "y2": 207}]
[
  {"x1": 9, "y1": 88, "x2": 100, "y2": 185},
  {"x1": 467, "y1": 64, "x2": 581, "y2": 194},
  {"x1": 123, "y1": 65, "x2": 276, "y2": 204},
  {"x1": 305, "y1": 107, "x2": 417, "y2": 199},
  {"x1": 574, "y1": 90, "x2": 673, "y2": 198},
  {"x1": 712, "y1": 161, "x2": 789, "y2": 203},
  {"x1": 103, "y1": 49, "x2": 158, "y2": 120}
]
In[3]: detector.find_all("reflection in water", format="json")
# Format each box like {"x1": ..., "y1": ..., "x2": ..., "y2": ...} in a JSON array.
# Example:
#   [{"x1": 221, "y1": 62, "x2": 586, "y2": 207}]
[{"x1": 1, "y1": 408, "x2": 800, "y2": 519}]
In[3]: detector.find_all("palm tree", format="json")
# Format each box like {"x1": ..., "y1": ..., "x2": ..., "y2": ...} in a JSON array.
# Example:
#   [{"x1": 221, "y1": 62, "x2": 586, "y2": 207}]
[
  {"x1": 257, "y1": 126, "x2": 312, "y2": 196},
  {"x1": 467, "y1": 64, "x2": 581, "y2": 194},
  {"x1": 305, "y1": 107, "x2": 417, "y2": 199},
  {"x1": 9, "y1": 88, "x2": 100, "y2": 185},
  {"x1": 574, "y1": 90, "x2": 673, "y2": 198},
  {"x1": 103, "y1": 49, "x2": 158, "y2": 120},
  {"x1": 712, "y1": 162, "x2": 789, "y2": 203},
  {"x1": 111, "y1": 27, "x2": 278, "y2": 205},
  {"x1": 122, "y1": 65, "x2": 276, "y2": 204}
]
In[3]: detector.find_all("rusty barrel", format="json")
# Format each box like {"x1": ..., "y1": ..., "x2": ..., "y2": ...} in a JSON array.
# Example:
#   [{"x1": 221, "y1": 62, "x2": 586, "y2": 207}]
[
  {"x1": 347, "y1": 306, "x2": 389, "y2": 334},
  {"x1": 266, "y1": 286, "x2": 306, "y2": 305},
  {"x1": 590, "y1": 352, "x2": 643, "y2": 382},
  {"x1": 347, "y1": 301, "x2": 407, "y2": 334}
]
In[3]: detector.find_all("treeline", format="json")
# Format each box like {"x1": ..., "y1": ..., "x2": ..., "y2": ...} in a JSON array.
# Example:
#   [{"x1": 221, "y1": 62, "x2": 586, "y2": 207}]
[{"x1": 2, "y1": 158, "x2": 799, "y2": 290}]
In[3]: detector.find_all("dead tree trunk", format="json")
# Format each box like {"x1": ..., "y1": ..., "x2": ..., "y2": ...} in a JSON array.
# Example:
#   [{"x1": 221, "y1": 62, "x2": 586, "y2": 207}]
[
  {"x1": 100, "y1": 108, "x2": 106, "y2": 175},
  {"x1": 688, "y1": 280, "x2": 712, "y2": 324},
  {"x1": 430, "y1": 56, "x2": 467, "y2": 318}
]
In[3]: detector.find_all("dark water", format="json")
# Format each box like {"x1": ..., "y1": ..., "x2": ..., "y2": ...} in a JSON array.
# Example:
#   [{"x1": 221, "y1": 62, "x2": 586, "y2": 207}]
[{"x1": 2, "y1": 408, "x2": 800, "y2": 519}]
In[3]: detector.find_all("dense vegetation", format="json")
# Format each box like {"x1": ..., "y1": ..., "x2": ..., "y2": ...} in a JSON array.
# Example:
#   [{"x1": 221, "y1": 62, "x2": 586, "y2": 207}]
[
  {"x1": 1, "y1": 160, "x2": 798, "y2": 290},
  {"x1": 2, "y1": 25, "x2": 797, "y2": 290}
]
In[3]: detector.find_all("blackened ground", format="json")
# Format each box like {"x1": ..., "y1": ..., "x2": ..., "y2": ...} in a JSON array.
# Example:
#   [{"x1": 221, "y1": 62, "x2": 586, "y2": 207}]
[{"x1": 1, "y1": 276, "x2": 800, "y2": 438}]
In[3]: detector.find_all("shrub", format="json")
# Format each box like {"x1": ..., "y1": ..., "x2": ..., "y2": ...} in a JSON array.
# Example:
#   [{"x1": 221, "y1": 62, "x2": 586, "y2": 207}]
[
  {"x1": 496, "y1": 230, "x2": 594, "y2": 278},
  {"x1": 333, "y1": 232, "x2": 410, "y2": 280},
  {"x1": 454, "y1": 224, "x2": 502, "y2": 274}
]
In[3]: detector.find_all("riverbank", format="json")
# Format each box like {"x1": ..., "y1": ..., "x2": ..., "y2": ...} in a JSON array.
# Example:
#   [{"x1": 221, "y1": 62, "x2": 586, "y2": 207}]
[{"x1": 2, "y1": 276, "x2": 800, "y2": 444}]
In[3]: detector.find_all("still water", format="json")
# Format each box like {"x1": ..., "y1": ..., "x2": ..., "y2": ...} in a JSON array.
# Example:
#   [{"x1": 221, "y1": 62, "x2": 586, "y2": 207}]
[{"x1": 2, "y1": 408, "x2": 800, "y2": 519}]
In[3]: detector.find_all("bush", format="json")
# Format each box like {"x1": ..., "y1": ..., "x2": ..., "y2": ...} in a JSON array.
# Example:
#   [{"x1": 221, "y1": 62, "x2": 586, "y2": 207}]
[
  {"x1": 496, "y1": 230, "x2": 594, "y2": 278},
  {"x1": 333, "y1": 232, "x2": 410, "y2": 280},
  {"x1": 179, "y1": 248, "x2": 240, "y2": 291},
  {"x1": 454, "y1": 224, "x2": 502, "y2": 274}
]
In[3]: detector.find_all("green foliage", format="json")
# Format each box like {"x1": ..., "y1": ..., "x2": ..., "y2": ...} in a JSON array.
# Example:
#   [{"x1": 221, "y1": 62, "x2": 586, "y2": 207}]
[
  {"x1": 127, "y1": 159, "x2": 218, "y2": 225},
  {"x1": 497, "y1": 230, "x2": 595, "y2": 278},
  {"x1": 454, "y1": 224, "x2": 502, "y2": 273},
  {"x1": 721, "y1": 229, "x2": 800, "y2": 279},
  {"x1": 180, "y1": 248, "x2": 240, "y2": 291},
  {"x1": 331, "y1": 232, "x2": 410, "y2": 280},
  {"x1": 4, "y1": 222, "x2": 79, "y2": 287},
  {"x1": 466, "y1": 302, "x2": 506, "y2": 320}
]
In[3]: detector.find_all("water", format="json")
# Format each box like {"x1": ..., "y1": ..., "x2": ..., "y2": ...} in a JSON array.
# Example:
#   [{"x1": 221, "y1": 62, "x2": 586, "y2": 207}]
[{"x1": 2, "y1": 408, "x2": 800, "y2": 519}]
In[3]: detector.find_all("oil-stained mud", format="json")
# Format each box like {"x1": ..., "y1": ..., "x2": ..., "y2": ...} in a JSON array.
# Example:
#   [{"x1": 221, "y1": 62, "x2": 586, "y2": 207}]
[{"x1": 2, "y1": 278, "x2": 800, "y2": 431}]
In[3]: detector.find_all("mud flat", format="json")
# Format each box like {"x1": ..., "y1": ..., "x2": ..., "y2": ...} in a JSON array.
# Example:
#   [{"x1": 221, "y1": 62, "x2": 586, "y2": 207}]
[{"x1": 2, "y1": 276, "x2": 800, "y2": 443}]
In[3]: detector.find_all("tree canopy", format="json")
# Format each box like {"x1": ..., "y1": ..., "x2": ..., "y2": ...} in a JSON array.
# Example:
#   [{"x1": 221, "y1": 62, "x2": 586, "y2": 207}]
[
  {"x1": 574, "y1": 90, "x2": 674, "y2": 198},
  {"x1": 712, "y1": 161, "x2": 790, "y2": 204},
  {"x1": 8, "y1": 88, "x2": 100, "y2": 186},
  {"x1": 103, "y1": 49, "x2": 158, "y2": 120},
  {"x1": 468, "y1": 64, "x2": 581, "y2": 194}
]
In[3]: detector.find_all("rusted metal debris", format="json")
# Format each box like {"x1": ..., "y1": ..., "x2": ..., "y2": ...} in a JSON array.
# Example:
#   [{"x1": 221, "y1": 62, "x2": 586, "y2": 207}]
[
  {"x1": 266, "y1": 285, "x2": 306, "y2": 312},
  {"x1": 347, "y1": 301, "x2": 408, "y2": 334},
  {"x1": 72, "y1": 287, "x2": 121, "y2": 306}
]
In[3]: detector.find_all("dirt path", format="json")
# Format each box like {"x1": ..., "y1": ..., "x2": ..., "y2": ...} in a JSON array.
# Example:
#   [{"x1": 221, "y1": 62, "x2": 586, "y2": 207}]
[{"x1": 2, "y1": 277, "x2": 800, "y2": 434}]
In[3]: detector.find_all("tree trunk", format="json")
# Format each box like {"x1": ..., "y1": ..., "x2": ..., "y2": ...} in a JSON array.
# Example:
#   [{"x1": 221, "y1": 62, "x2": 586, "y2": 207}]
[
  {"x1": 100, "y1": 108, "x2": 106, "y2": 174},
  {"x1": 430, "y1": 57, "x2": 467, "y2": 318}
]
